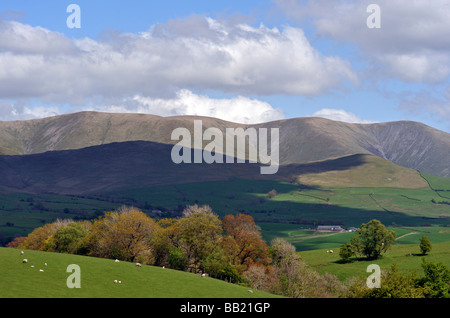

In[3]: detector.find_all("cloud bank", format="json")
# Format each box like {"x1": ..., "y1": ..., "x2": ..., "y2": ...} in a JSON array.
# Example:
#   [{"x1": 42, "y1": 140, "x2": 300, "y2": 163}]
[
  {"x1": 0, "y1": 16, "x2": 357, "y2": 123},
  {"x1": 275, "y1": 0, "x2": 450, "y2": 83}
]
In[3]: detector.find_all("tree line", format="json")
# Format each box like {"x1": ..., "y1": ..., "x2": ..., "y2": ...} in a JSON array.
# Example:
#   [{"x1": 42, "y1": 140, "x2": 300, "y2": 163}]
[{"x1": 8, "y1": 205, "x2": 450, "y2": 298}]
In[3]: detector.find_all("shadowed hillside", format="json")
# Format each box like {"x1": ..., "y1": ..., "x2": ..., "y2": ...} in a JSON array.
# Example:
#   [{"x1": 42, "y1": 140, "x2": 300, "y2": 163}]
[{"x1": 0, "y1": 141, "x2": 430, "y2": 195}]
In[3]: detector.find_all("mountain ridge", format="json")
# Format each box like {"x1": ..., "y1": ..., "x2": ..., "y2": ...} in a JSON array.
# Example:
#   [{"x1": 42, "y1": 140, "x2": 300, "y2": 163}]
[{"x1": 0, "y1": 111, "x2": 449, "y2": 177}]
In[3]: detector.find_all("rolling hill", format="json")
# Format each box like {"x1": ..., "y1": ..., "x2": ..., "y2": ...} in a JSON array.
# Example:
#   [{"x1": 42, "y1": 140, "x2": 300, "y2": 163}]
[
  {"x1": 0, "y1": 111, "x2": 449, "y2": 177},
  {"x1": 0, "y1": 247, "x2": 279, "y2": 298}
]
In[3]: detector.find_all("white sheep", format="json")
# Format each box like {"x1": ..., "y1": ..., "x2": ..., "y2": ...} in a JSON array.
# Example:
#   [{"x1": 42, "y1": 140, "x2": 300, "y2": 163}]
[
  {"x1": 22, "y1": 259, "x2": 28, "y2": 263},
  {"x1": 20, "y1": 251, "x2": 24, "y2": 255},
  {"x1": 115, "y1": 259, "x2": 120, "y2": 263},
  {"x1": 136, "y1": 263, "x2": 142, "y2": 267}
]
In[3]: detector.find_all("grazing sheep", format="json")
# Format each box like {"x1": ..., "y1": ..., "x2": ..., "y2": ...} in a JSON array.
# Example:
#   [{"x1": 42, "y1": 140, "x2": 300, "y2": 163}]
[
  {"x1": 136, "y1": 263, "x2": 142, "y2": 267},
  {"x1": 115, "y1": 259, "x2": 120, "y2": 263},
  {"x1": 248, "y1": 290, "x2": 253, "y2": 293},
  {"x1": 22, "y1": 259, "x2": 28, "y2": 263},
  {"x1": 39, "y1": 269, "x2": 44, "y2": 272},
  {"x1": 20, "y1": 251, "x2": 24, "y2": 255},
  {"x1": 114, "y1": 280, "x2": 118, "y2": 284},
  {"x1": 330, "y1": 250, "x2": 334, "y2": 253},
  {"x1": 201, "y1": 273, "x2": 207, "y2": 277}
]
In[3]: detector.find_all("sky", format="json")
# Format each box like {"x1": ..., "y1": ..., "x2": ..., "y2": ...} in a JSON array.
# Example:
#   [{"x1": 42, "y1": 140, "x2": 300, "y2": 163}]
[{"x1": 0, "y1": 0, "x2": 449, "y2": 132}]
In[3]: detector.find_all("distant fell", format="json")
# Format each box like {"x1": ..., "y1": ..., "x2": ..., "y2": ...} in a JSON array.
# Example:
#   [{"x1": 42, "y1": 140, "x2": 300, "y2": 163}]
[{"x1": 0, "y1": 111, "x2": 449, "y2": 177}]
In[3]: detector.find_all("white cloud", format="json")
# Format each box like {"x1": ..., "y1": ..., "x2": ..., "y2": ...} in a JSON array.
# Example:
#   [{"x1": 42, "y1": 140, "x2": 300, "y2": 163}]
[
  {"x1": 0, "y1": 100, "x2": 61, "y2": 121},
  {"x1": 310, "y1": 108, "x2": 374, "y2": 124},
  {"x1": 0, "y1": 20, "x2": 75, "y2": 55},
  {"x1": 399, "y1": 88, "x2": 450, "y2": 124},
  {"x1": 274, "y1": 0, "x2": 450, "y2": 83},
  {"x1": 0, "y1": 17, "x2": 356, "y2": 104},
  {"x1": 90, "y1": 89, "x2": 285, "y2": 124}
]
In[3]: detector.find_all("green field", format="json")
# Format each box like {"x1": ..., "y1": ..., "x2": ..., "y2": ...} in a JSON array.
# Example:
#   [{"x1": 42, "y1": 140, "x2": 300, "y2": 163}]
[
  {"x1": 0, "y1": 193, "x2": 122, "y2": 241},
  {"x1": 0, "y1": 247, "x2": 281, "y2": 298},
  {"x1": 259, "y1": 223, "x2": 450, "y2": 251},
  {"x1": 2, "y1": 175, "x2": 450, "y2": 244},
  {"x1": 113, "y1": 178, "x2": 450, "y2": 225},
  {"x1": 300, "y1": 241, "x2": 450, "y2": 282}
]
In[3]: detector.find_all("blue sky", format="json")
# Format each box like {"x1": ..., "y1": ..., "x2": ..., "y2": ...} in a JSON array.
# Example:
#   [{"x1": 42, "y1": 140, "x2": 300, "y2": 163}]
[{"x1": 1, "y1": 0, "x2": 449, "y2": 132}]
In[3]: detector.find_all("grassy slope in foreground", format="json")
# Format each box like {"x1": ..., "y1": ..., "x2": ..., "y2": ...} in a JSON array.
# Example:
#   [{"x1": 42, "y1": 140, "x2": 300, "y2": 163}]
[{"x1": 0, "y1": 248, "x2": 281, "y2": 298}]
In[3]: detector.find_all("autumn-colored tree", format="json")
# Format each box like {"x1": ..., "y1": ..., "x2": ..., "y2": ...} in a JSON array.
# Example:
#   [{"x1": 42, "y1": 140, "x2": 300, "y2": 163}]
[
  {"x1": 6, "y1": 236, "x2": 27, "y2": 248},
  {"x1": 222, "y1": 214, "x2": 270, "y2": 267},
  {"x1": 89, "y1": 207, "x2": 159, "y2": 264},
  {"x1": 19, "y1": 219, "x2": 73, "y2": 251},
  {"x1": 244, "y1": 263, "x2": 279, "y2": 293}
]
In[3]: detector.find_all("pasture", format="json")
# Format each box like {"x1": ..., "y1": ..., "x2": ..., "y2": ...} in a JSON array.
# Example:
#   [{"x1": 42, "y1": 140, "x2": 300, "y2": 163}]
[
  {"x1": 0, "y1": 247, "x2": 280, "y2": 298},
  {"x1": 300, "y1": 241, "x2": 450, "y2": 282},
  {"x1": 1, "y1": 176, "x2": 450, "y2": 244}
]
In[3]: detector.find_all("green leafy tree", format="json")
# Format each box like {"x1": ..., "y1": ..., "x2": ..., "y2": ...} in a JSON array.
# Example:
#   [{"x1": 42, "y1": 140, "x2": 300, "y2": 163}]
[
  {"x1": 418, "y1": 260, "x2": 450, "y2": 298},
  {"x1": 339, "y1": 243, "x2": 354, "y2": 262},
  {"x1": 346, "y1": 264, "x2": 424, "y2": 298},
  {"x1": 349, "y1": 219, "x2": 396, "y2": 260},
  {"x1": 419, "y1": 236, "x2": 432, "y2": 255},
  {"x1": 45, "y1": 222, "x2": 90, "y2": 254},
  {"x1": 177, "y1": 212, "x2": 223, "y2": 272},
  {"x1": 167, "y1": 247, "x2": 188, "y2": 271}
]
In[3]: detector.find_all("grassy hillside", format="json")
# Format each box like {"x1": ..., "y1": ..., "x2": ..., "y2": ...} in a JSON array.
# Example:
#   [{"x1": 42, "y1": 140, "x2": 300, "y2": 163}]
[
  {"x1": 260, "y1": 223, "x2": 450, "y2": 251},
  {"x1": 0, "y1": 247, "x2": 281, "y2": 298},
  {"x1": 300, "y1": 241, "x2": 450, "y2": 282},
  {"x1": 295, "y1": 154, "x2": 428, "y2": 189}
]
